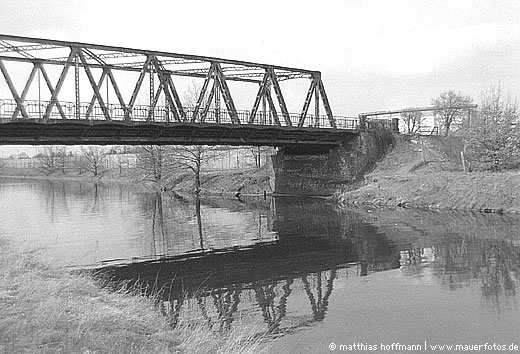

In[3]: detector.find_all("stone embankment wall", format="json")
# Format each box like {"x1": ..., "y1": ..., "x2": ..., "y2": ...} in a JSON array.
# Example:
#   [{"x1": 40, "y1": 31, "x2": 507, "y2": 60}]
[{"x1": 271, "y1": 127, "x2": 395, "y2": 196}]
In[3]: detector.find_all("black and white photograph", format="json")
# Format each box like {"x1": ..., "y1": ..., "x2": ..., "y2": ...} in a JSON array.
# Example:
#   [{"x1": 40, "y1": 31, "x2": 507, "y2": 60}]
[{"x1": 1, "y1": 1, "x2": 520, "y2": 353}]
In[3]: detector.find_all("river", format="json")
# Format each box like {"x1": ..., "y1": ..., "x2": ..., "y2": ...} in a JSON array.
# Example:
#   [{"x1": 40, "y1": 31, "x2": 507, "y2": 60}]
[{"x1": 1, "y1": 177, "x2": 519, "y2": 353}]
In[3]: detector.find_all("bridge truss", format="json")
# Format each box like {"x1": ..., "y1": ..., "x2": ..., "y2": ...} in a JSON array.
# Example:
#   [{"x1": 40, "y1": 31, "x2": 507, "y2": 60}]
[{"x1": 0, "y1": 34, "x2": 338, "y2": 130}]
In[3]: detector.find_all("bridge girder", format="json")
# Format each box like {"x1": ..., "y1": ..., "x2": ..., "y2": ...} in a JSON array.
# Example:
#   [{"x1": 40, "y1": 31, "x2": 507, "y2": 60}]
[
  {"x1": 0, "y1": 119, "x2": 356, "y2": 147},
  {"x1": 0, "y1": 34, "x2": 336, "y2": 129}
]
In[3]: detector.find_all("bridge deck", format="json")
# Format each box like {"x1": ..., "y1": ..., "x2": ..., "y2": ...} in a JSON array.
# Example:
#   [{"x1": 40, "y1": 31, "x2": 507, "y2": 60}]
[
  {"x1": 0, "y1": 118, "x2": 358, "y2": 146},
  {"x1": 0, "y1": 98, "x2": 359, "y2": 146}
]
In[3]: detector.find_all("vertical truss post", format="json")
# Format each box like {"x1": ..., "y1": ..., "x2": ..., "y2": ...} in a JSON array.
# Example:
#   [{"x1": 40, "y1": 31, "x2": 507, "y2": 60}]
[
  {"x1": 37, "y1": 65, "x2": 42, "y2": 119},
  {"x1": 75, "y1": 52, "x2": 80, "y2": 119},
  {"x1": 214, "y1": 79, "x2": 220, "y2": 123},
  {"x1": 0, "y1": 59, "x2": 29, "y2": 119},
  {"x1": 149, "y1": 60, "x2": 154, "y2": 121},
  {"x1": 268, "y1": 68, "x2": 291, "y2": 126},
  {"x1": 262, "y1": 90, "x2": 267, "y2": 125},
  {"x1": 314, "y1": 82, "x2": 320, "y2": 128}
]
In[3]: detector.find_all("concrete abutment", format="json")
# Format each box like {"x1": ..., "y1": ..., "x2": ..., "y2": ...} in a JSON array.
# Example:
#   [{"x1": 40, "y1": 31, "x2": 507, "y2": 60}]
[{"x1": 271, "y1": 129, "x2": 395, "y2": 196}]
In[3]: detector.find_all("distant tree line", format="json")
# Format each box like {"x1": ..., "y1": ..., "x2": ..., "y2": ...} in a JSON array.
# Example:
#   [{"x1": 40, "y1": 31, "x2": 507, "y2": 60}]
[{"x1": 31, "y1": 144, "x2": 270, "y2": 193}]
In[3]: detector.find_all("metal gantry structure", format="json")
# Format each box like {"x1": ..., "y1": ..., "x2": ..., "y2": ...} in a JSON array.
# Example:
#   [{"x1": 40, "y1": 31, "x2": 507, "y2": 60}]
[
  {"x1": 359, "y1": 105, "x2": 478, "y2": 133},
  {"x1": 0, "y1": 34, "x2": 339, "y2": 129}
]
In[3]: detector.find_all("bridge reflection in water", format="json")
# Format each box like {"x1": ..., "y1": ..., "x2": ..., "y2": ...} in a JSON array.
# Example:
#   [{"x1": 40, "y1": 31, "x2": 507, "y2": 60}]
[
  {"x1": 3, "y1": 178, "x2": 520, "y2": 345},
  {"x1": 106, "y1": 197, "x2": 401, "y2": 336},
  {"x1": 103, "y1": 195, "x2": 520, "y2": 339}
]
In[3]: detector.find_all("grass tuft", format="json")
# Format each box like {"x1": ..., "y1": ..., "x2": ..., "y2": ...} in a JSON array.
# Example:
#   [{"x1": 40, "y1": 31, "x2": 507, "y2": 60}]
[{"x1": 0, "y1": 237, "x2": 270, "y2": 354}]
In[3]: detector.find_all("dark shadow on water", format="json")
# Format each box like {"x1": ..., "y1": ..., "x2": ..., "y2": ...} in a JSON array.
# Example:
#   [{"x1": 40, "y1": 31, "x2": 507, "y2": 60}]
[
  {"x1": 102, "y1": 198, "x2": 520, "y2": 337},
  {"x1": 104, "y1": 197, "x2": 401, "y2": 335},
  {"x1": 3, "y1": 177, "x2": 519, "y2": 339}
]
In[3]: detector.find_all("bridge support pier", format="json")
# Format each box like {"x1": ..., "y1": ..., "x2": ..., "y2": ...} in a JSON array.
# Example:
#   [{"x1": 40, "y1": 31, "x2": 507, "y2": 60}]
[{"x1": 271, "y1": 130, "x2": 395, "y2": 196}]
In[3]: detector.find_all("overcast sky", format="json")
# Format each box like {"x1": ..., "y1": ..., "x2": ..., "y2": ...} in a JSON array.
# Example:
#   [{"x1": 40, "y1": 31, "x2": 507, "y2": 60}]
[{"x1": 1, "y1": 0, "x2": 520, "y2": 154}]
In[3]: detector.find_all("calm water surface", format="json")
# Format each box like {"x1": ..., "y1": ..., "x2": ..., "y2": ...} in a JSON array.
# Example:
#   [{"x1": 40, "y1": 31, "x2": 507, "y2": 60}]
[{"x1": 1, "y1": 177, "x2": 520, "y2": 353}]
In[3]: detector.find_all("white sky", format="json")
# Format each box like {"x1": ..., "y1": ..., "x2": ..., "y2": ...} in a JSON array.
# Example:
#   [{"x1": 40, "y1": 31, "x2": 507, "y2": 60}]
[{"x1": 1, "y1": 0, "x2": 520, "y2": 155}]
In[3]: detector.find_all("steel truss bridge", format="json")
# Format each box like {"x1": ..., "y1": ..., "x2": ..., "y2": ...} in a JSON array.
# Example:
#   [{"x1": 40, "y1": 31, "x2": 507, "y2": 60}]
[{"x1": 0, "y1": 34, "x2": 358, "y2": 146}]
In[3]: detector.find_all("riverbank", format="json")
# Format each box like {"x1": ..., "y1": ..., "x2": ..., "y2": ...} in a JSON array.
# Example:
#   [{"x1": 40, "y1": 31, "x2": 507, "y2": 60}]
[
  {"x1": 0, "y1": 237, "x2": 268, "y2": 354},
  {"x1": 340, "y1": 135, "x2": 520, "y2": 213},
  {"x1": 0, "y1": 164, "x2": 273, "y2": 196}
]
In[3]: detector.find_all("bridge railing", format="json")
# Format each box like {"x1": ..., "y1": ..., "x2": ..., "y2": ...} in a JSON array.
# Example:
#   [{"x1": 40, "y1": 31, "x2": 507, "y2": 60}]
[{"x1": 0, "y1": 99, "x2": 359, "y2": 130}]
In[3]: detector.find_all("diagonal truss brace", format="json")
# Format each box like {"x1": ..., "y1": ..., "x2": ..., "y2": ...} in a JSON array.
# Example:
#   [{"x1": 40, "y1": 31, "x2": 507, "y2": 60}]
[
  {"x1": 298, "y1": 77, "x2": 318, "y2": 127},
  {"x1": 37, "y1": 63, "x2": 67, "y2": 120},
  {"x1": 43, "y1": 48, "x2": 78, "y2": 120},
  {"x1": 248, "y1": 69, "x2": 290, "y2": 126},
  {"x1": 213, "y1": 62, "x2": 240, "y2": 124},
  {"x1": 152, "y1": 57, "x2": 186, "y2": 122},
  {"x1": 200, "y1": 80, "x2": 216, "y2": 123},
  {"x1": 249, "y1": 72, "x2": 270, "y2": 124},
  {"x1": 192, "y1": 62, "x2": 240, "y2": 124},
  {"x1": 0, "y1": 59, "x2": 30, "y2": 119},
  {"x1": 192, "y1": 63, "x2": 216, "y2": 123},
  {"x1": 268, "y1": 68, "x2": 291, "y2": 127},
  {"x1": 85, "y1": 68, "x2": 109, "y2": 119},
  {"x1": 297, "y1": 74, "x2": 335, "y2": 128},
  {"x1": 0, "y1": 35, "x2": 339, "y2": 128},
  {"x1": 317, "y1": 78, "x2": 335, "y2": 128},
  {"x1": 124, "y1": 55, "x2": 152, "y2": 121},
  {"x1": 78, "y1": 49, "x2": 111, "y2": 120}
]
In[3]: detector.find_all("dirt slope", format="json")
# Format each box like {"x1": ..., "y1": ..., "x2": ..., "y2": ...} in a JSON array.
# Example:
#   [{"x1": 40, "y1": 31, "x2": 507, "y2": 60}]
[{"x1": 340, "y1": 135, "x2": 520, "y2": 213}]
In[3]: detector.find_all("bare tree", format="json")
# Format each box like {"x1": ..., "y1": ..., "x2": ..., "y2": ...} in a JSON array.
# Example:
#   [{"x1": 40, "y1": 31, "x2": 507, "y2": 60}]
[
  {"x1": 57, "y1": 147, "x2": 68, "y2": 174},
  {"x1": 80, "y1": 146, "x2": 107, "y2": 176},
  {"x1": 400, "y1": 110, "x2": 423, "y2": 134},
  {"x1": 108, "y1": 146, "x2": 129, "y2": 175},
  {"x1": 432, "y1": 90, "x2": 474, "y2": 136},
  {"x1": 137, "y1": 145, "x2": 175, "y2": 182},
  {"x1": 249, "y1": 146, "x2": 272, "y2": 168},
  {"x1": 465, "y1": 85, "x2": 520, "y2": 170},
  {"x1": 171, "y1": 145, "x2": 216, "y2": 194},
  {"x1": 168, "y1": 81, "x2": 226, "y2": 193},
  {"x1": 37, "y1": 146, "x2": 62, "y2": 174}
]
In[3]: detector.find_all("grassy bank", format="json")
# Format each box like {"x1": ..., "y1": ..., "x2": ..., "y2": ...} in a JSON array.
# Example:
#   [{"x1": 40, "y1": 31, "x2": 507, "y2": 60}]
[
  {"x1": 0, "y1": 164, "x2": 273, "y2": 197},
  {"x1": 171, "y1": 165, "x2": 273, "y2": 196},
  {"x1": 0, "y1": 238, "x2": 269, "y2": 354},
  {"x1": 340, "y1": 135, "x2": 520, "y2": 213}
]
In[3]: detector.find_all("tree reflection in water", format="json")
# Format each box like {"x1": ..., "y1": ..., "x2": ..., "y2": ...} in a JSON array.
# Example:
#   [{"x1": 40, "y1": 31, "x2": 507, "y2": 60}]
[
  {"x1": 108, "y1": 197, "x2": 401, "y2": 337},
  {"x1": 43, "y1": 186, "x2": 515, "y2": 338},
  {"x1": 368, "y1": 208, "x2": 520, "y2": 313}
]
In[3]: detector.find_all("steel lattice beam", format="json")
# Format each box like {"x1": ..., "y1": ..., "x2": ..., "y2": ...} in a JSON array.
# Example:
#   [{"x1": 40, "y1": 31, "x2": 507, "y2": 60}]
[{"x1": 0, "y1": 34, "x2": 338, "y2": 129}]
